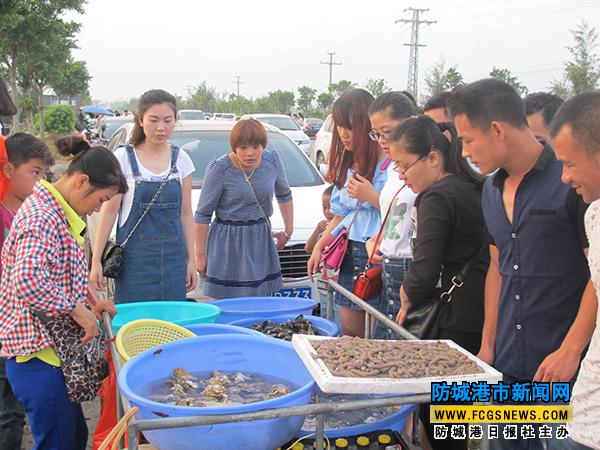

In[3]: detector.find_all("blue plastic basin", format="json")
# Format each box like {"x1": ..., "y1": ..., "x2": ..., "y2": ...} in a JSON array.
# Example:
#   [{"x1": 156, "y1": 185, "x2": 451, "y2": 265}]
[
  {"x1": 208, "y1": 297, "x2": 317, "y2": 324},
  {"x1": 118, "y1": 335, "x2": 316, "y2": 450},
  {"x1": 184, "y1": 323, "x2": 263, "y2": 337},
  {"x1": 112, "y1": 301, "x2": 221, "y2": 334},
  {"x1": 229, "y1": 314, "x2": 339, "y2": 338},
  {"x1": 297, "y1": 399, "x2": 415, "y2": 439}
]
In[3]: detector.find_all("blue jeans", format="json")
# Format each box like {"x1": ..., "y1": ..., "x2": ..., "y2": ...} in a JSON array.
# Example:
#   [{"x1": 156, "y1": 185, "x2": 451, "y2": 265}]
[
  {"x1": 0, "y1": 358, "x2": 25, "y2": 450},
  {"x1": 372, "y1": 257, "x2": 410, "y2": 339},
  {"x1": 5, "y1": 358, "x2": 87, "y2": 450}
]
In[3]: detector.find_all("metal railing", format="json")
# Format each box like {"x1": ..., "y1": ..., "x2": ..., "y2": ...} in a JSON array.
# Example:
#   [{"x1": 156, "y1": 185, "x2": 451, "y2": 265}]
[{"x1": 104, "y1": 280, "x2": 443, "y2": 450}]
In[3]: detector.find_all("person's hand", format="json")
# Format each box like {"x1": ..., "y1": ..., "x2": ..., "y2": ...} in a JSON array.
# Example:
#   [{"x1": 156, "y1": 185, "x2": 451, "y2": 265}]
[
  {"x1": 196, "y1": 254, "x2": 207, "y2": 278},
  {"x1": 318, "y1": 220, "x2": 329, "y2": 233},
  {"x1": 477, "y1": 344, "x2": 495, "y2": 366},
  {"x1": 347, "y1": 173, "x2": 376, "y2": 202},
  {"x1": 533, "y1": 346, "x2": 581, "y2": 382},
  {"x1": 186, "y1": 261, "x2": 197, "y2": 292},
  {"x1": 86, "y1": 288, "x2": 116, "y2": 319},
  {"x1": 396, "y1": 286, "x2": 411, "y2": 326},
  {"x1": 89, "y1": 261, "x2": 106, "y2": 292},
  {"x1": 307, "y1": 248, "x2": 322, "y2": 282},
  {"x1": 70, "y1": 302, "x2": 99, "y2": 344},
  {"x1": 272, "y1": 231, "x2": 291, "y2": 250},
  {"x1": 365, "y1": 236, "x2": 383, "y2": 265}
]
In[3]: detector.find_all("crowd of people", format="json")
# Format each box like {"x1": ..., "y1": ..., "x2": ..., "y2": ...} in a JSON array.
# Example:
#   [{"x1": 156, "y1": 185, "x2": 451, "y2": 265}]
[{"x1": 0, "y1": 79, "x2": 597, "y2": 450}]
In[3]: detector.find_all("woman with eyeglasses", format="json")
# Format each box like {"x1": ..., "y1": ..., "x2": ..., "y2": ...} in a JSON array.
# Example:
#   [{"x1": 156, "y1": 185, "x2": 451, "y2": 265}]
[
  {"x1": 307, "y1": 88, "x2": 388, "y2": 337},
  {"x1": 391, "y1": 115, "x2": 487, "y2": 450},
  {"x1": 364, "y1": 92, "x2": 419, "y2": 339}
]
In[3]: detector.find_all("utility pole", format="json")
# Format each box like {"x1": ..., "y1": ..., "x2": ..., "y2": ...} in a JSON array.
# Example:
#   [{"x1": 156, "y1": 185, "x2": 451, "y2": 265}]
[
  {"x1": 396, "y1": 8, "x2": 436, "y2": 99},
  {"x1": 232, "y1": 75, "x2": 244, "y2": 97},
  {"x1": 320, "y1": 52, "x2": 342, "y2": 89}
]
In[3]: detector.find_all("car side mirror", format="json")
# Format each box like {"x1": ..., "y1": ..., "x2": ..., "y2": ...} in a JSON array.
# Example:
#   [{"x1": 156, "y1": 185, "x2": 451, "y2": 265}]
[{"x1": 319, "y1": 163, "x2": 328, "y2": 177}]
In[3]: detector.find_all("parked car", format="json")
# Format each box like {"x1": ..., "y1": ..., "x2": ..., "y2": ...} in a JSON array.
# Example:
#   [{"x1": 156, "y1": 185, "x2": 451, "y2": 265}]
[
  {"x1": 311, "y1": 114, "x2": 333, "y2": 169},
  {"x1": 178, "y1": 109, "x2": 207, "y2": 120},
  {"x1": 302, "y1": 118, "x2": 323, "y2": 138},
  {"x1": 96, "y1": 116, "x2": 134, "y2": 143},
  {"x1": 96, "y1": 120, "x2": 325, "y2": 299},
  {"x1": 243, "y1": 114, "x2": 312, "y2": 156}
]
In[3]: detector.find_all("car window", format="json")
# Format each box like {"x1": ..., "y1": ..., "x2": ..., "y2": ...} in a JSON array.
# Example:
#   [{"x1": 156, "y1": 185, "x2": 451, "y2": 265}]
[
  {"x1": 255, "y1": 117, "x2": 300, "y2": 131},
  {"x1": 174, "y1": 131, "x2": 323, "y2": 188},
  {"x1": 180, "y1": 111, "x2": 206, "y2": 120},
  {"x1": 108, "y1": 129, "x2": 125, "y2": 151},
  {"x1": 102, "y1": 120, "x2": 130, "y2": 140}
]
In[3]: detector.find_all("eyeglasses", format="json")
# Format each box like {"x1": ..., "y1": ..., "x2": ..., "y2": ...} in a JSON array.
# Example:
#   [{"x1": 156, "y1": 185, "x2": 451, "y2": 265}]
[
  {"x1": 393, "y1": 155, "x2": 426, "y2": 176},
  {"x1": 368, "y1": 129, "x2": 391, "y2": 142}
]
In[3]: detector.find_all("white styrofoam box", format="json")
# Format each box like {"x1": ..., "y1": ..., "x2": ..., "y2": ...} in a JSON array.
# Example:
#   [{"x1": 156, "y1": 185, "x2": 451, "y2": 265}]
[{"x1": 292, "y1": 335, "x2": 503, "y2": 395}]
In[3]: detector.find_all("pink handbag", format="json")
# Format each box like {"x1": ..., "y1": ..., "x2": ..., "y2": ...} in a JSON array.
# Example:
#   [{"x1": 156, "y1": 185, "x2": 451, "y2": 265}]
[{"x1": 319, "y1": 204, "x2": 361, "y2": 271}]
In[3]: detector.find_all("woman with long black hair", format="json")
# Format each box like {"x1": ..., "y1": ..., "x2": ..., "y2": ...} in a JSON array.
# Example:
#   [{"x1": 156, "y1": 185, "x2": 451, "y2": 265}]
[
  {"x1": 391, "y1": 115, "x2": 488, "y2": 450},
  {"x1": 307, "y1": 88, "x2": 388, "y2": 337}
]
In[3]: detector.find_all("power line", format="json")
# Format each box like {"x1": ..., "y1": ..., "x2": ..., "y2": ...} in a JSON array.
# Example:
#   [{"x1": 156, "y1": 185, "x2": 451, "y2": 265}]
[
  {"x1": 232, "y1": 75, "x2": 244, "y2": 97},
  {"x1": 320, "y1": 52, "x2": 342, "y2": 89},
  {"x1": 396, "y1": 8, "x2": 436, "y2": 99}
]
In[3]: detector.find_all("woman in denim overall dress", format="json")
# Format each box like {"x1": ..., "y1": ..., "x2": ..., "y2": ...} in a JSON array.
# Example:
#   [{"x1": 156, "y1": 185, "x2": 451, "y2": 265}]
[{"x1": 90, "y1": 90, "x2": 196, "y2": 302}]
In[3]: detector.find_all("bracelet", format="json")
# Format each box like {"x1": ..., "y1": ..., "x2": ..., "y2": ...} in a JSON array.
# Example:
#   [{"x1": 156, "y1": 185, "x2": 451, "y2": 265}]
[{"x1": 283, "y1": 231, "x2": 292, "y2": 239}]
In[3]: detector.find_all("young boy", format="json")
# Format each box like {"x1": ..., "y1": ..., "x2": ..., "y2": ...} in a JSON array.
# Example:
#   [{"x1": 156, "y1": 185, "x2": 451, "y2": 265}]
[{"x1": 0, "y1": 133, "x2": 54, "y2": 450}]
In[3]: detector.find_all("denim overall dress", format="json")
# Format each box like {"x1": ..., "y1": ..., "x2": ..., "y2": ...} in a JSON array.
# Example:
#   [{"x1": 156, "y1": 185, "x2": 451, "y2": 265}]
[{"x1": 114, "y1": 145, "x2": 187, "y2": 303}]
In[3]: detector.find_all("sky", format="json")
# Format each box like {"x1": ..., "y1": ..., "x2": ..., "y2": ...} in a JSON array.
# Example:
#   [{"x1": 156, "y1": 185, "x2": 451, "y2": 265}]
[{"x1": 68, "y1": 0, "x2": 600, "y2": 105}]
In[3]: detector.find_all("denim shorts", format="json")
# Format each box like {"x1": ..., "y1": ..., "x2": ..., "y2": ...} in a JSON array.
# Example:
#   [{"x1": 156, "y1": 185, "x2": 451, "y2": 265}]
[
  {"x1": 372, "y1": 257, "x2": 411, "y2": 339},
  {"x1": 334, "y1": 240, "x2": 380, "y2": 310}
]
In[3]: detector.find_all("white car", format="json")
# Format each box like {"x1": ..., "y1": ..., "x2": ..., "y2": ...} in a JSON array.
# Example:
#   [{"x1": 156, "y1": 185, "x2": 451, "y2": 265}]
[
  {"x1": 311, "y1": 114, "x2": 333, "y2": 170},
  {"x1": 96, "y1": 120, "x2": 325, "y2": 299},
  {"x1": 178, "y1": 109, "x2": 207, "y2": 120},
  {"x1": 242, "y1": 114, "x2": 312, "y2": 157}
]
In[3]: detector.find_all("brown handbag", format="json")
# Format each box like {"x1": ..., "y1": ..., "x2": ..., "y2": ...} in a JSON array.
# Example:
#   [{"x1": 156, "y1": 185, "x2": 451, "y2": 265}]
[{"x1": 352, "y1": 184, "x2": 407, "y2": 300}]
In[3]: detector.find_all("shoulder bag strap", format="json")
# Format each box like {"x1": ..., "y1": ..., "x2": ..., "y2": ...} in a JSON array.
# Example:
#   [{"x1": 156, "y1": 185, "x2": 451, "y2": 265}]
[
  {"x1": 244, "y1": 177, "x2": 271, "y2": 231},
  {"x1": 120, "y1": 155, "x2": 177, "y2": 248},
  {"x1": 365, "y1": 184, "x2": 407, "y2": 267}
]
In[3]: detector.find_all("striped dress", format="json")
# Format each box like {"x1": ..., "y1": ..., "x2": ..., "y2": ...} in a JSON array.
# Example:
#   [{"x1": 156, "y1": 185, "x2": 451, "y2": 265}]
[{"x1": 194, "y1": 150, "x2": 292, "y2": 298}]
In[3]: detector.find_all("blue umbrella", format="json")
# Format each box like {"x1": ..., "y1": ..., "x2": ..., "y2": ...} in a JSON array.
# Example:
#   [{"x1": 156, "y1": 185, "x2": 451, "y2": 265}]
[{"x1": 81, "y1": 105, "x2": 114, "y2": 116}]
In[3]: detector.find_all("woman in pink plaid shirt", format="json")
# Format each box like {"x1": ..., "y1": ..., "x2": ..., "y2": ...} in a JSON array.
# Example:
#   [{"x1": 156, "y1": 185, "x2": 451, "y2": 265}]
[{"x1": 0, "y1": 135, "x2": 127, "y2": 450}]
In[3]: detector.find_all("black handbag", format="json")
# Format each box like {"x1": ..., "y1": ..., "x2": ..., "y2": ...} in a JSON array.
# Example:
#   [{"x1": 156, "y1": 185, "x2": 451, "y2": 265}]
[
  {"x1": 101, "y1": 159, "x2": 175, "y2": 278},
  {"x1": 406, "y1": 244, "x2": 487, "y2": 339}
]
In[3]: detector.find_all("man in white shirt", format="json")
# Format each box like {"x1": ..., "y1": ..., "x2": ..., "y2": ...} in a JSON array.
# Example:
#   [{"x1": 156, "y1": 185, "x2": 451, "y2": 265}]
[{"x1": 550, "y1": 91, "x2": 600, "y2": 450}]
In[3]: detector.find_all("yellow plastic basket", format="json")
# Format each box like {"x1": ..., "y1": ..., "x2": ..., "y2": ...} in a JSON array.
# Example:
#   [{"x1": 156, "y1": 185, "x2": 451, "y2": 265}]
[{"x1": 116, "y1": 319, "x2": 196, "y2": 362}]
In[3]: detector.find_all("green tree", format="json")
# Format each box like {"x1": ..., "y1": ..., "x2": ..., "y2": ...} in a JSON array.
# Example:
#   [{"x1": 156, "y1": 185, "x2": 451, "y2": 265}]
[
  {"x1": 0, "y1": 0, "x2": 85, "y2": 131},
  {"x1": 37, "y1": 103, "x2": 76, "y2": 134},
  {"x1": 489, "y1": 67, "x2": 528, "y2": 96},
  {"x1": 185, "y1": 81, "x2": 219, "y2": 112},
  {"x1": 52, "y1": 59, "x2": 90, "y2": 104},
  {"x1": 551, "y1": 21, "x2": 600, "y2": 97},
  {"x1": 425, "y1": 57, "x2": 464, "y2": 96},
  {"x1": 328, "y1": 80, "x2": 356, "y2": 98},
  {"x1": 268, "y1": 90, "x2": 295, "y2": 114},
  {"x1": 296, "y1": 85, "x2": 317, "y2": 112},
  {"x1": 365, "y1": 78, "x2": 391, "y2": 98},
  {"x1": 317, "y1": 92, "x2": 334, "y2": 111}
]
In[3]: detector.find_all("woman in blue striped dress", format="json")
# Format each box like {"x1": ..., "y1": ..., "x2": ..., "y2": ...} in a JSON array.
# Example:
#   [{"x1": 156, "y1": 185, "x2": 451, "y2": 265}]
[{"x1": 194, "y1": 119, "x2": 294, "y2": 299}]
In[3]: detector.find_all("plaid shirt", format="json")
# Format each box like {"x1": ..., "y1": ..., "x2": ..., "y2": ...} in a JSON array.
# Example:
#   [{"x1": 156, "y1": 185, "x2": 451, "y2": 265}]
[{"x1": 0, "y1": 182, "x2": 88, "y2": 358}]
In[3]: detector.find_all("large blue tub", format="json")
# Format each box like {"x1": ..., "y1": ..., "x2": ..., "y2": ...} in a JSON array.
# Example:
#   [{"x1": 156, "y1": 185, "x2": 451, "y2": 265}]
[
  {"x1": 118, "y1": 335, "x2": 316, "y2": 450},
  {"x1": 112, "y1": 301, "x2": 220, "y2": 334},
  {"x1": 229, "y1": 314, "x2": 339, "y2": 338},
  {"x1": 184, "y1": 323, "x2": 263, "y2": 337},
  {"x1": 208, "y1": 297, "x2": 317, "y2": 324}
]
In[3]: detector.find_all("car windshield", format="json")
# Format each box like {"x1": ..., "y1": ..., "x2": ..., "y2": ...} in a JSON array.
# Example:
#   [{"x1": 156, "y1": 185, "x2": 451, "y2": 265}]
[
  {"x1": 256, "y1": 117, "x2": 300, "y2": 131},
  {"x1": 170, "y1": 131, "x2": 322, "y2": 188},
  {"x1": 180, "y1": 111, "x2": 205, "y2": 120},
  {"x1": 102, "y1": 120, "x2": 131, "y2": 139}
]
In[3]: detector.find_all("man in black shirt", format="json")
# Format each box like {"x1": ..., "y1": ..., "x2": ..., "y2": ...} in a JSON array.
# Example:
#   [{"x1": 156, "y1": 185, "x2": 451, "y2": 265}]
[{"x1": 448, "y1": 79, "x2": 595, "y2": 450}]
